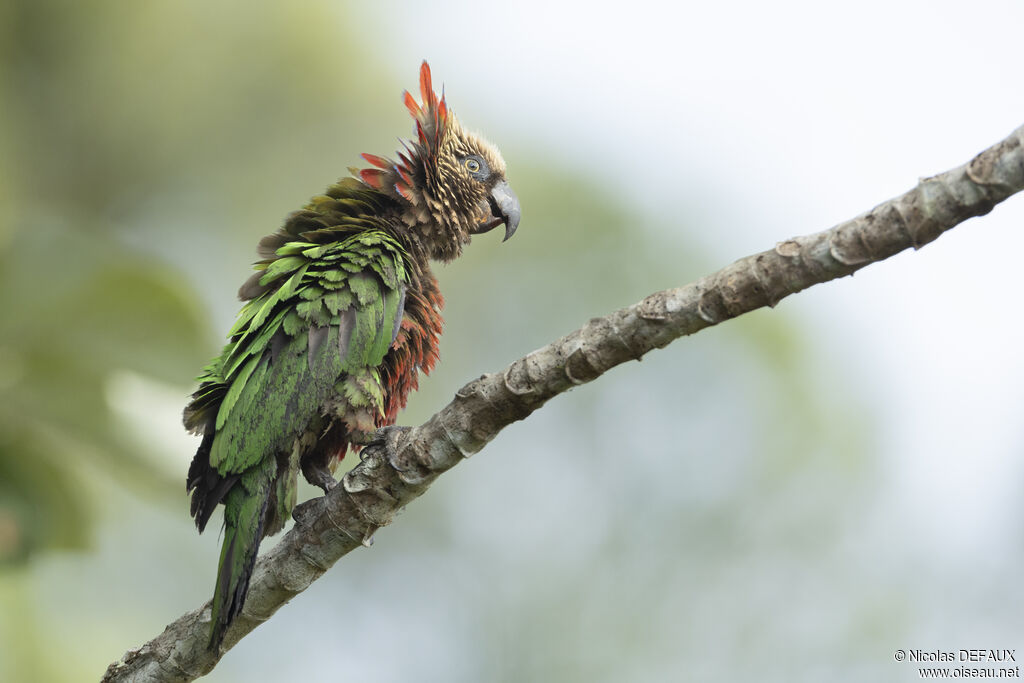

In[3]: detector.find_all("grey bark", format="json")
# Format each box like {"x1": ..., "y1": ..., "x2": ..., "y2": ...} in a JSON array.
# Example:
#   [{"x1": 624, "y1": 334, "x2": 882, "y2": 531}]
[{"x1": 103, "y1": 124, "x2": 1024, "y2": 682}]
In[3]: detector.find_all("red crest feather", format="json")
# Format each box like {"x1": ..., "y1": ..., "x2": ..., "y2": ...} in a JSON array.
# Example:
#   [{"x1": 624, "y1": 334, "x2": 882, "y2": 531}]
[
  {"x1": 358, "y1": 61, "x2": 451, "y2": 194},
  {"x1": 358, "y1": 168, "x2": 387, "y2": 189},
  {"x1": 405, "y1": 61, "x2": 449, "y2": 164},
  {"x1": 394, "y1": 183, "x2": 414, "y2": 201},
  {"x1": 360, "y1": 153, "x2": 391, "y2": 170},
  {"x1": 403, "y1": 90, "x2": 422, "y2": 119},
  {"x1": 419, "y1": 62, "x2": 437, "y2": 111}
]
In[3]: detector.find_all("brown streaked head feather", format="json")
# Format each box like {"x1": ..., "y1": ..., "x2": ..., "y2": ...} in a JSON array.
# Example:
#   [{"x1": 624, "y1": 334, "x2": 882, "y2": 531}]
[{"x1": 356, "y1": 61, "x2": 520, "y2": 263}]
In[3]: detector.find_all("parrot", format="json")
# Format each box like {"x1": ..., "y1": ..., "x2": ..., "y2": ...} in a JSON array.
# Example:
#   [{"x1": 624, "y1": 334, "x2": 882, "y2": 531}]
[{"x1": 183, "y1": 61, "x2": 520, "y2": 650}]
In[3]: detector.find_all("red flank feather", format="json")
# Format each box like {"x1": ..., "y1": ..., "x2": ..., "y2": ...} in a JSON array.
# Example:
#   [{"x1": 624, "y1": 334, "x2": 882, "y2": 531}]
[{"x1": 379, "y1": 282, "x2": 444, "y2": 425}]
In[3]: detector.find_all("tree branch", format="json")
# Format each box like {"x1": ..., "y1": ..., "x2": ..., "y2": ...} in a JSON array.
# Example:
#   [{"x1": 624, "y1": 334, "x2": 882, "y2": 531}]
[{"x1": 103, "y1": 124, "x2": 1024, "y2": 682}]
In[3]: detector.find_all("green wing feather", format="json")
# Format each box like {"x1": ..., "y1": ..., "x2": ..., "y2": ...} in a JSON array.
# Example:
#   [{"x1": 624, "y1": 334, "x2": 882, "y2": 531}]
[
  {"x1": 197, "y1": 229, "x2": 407, "y2": 471},
  {"x1": 191, "y1": 227, "x2": 408, "y2": 649}
]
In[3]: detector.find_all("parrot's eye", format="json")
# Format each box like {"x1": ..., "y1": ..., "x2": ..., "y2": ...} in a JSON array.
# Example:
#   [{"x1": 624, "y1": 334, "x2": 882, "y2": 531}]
[{"x1": 462, "y1": 155, "x2": 489, "y2": 180}]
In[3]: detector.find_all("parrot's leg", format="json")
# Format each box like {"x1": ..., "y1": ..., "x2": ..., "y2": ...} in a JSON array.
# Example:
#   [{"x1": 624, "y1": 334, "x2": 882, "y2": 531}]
[
  {"x1": 300, "y1": 425, "x2": 344, "y2": 494},
  {"x1": 303, "y1": 463, "x2": 337, "y2": 494}
]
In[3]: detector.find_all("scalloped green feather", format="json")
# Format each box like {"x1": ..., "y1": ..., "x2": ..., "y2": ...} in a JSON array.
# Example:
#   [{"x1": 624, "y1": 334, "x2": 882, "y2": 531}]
[
  {"x1": 323, "y1": 288, "x2": 354, "y2": 315},
  {"x1": 348, "y1": 272, "x2": 379, "y2": 306},
  {"x1": 282, "y1": 310, "x2": 302, "y2": 336},
  {"x1": 258, "y1": 255, "x2": 306, "y2": 286},
  {"x1": 319, "y1": 269, "x2": 347, "y2": 282}
]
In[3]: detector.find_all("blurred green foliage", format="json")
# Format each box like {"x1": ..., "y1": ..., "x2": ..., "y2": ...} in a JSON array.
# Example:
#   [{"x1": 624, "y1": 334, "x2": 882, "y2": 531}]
[
  {"x1": 0, "y1": 224, "x2": 210, "y2": 561},
  {"x1": 0, "y1": 0, "x2": 389, "y2": 564}
]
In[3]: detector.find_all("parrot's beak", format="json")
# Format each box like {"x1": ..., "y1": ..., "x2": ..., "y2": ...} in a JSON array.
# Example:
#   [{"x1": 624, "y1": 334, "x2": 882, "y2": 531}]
[{"x1": 476, "y1": 180, "x2": 520, "y2": 242}]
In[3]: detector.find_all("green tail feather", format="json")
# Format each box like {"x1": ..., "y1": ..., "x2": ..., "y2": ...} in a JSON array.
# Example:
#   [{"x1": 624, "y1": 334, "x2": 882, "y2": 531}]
[{"x1": 209, "y1": 479, "x2": 271, "y2": 649}]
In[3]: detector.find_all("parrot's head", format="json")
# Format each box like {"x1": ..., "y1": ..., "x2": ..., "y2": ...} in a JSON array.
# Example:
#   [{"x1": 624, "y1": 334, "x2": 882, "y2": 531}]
[{"x1": 357, "y1": 61, "x2": 520, "y2": 263}]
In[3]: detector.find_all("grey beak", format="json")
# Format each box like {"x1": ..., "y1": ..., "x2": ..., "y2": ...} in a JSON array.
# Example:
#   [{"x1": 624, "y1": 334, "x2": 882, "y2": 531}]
[{"x1": 489, "y1": 180, "x2": 521, "y2": 241}]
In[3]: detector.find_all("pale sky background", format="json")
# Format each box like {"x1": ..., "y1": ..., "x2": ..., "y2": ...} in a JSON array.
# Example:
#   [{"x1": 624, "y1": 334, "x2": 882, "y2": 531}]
[{"x1": 354, "y1": 0, "x2": 1024, "y2": 554}]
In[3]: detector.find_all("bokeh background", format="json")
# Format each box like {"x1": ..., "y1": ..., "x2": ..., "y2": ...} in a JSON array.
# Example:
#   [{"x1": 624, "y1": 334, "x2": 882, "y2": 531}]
[{"x1": 2, "y1": 1, "x2": 1023, "y2": 681}]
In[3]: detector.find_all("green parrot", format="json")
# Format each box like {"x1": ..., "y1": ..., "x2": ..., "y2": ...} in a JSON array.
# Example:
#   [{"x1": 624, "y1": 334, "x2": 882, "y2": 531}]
[{"x1": 184, "y1": 61, "x2": 520, "y2": 649}]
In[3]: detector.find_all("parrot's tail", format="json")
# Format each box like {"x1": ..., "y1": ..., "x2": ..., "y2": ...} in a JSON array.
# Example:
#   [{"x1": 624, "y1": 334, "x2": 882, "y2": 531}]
[{"x1": 209, "y1": 482, "x2": 270, "y2": 650}]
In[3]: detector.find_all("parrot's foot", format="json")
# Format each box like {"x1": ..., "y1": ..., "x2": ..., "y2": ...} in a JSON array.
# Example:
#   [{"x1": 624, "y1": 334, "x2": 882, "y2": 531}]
[{"x1": 355, "y1": 425, "x2": 411, "y2": 461}]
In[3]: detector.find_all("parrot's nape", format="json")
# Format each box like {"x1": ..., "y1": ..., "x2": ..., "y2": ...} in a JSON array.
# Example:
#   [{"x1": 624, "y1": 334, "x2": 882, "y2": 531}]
[{"x1": 183, "y1": 61, "x2": 519, "y2": 650}]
